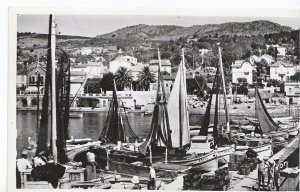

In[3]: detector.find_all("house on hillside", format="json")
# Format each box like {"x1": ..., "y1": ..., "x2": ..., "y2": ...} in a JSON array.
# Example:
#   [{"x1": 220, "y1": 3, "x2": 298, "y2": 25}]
[
  {"x1": 231, "y1": 60, "x2": 255, "y2": 84},
  {"x1": 109, "y1": 56, "x2": 137, "y2": 73},
  {"x1": 131, "y1": 63, "x2": 149, "y2": 81},
  {"x1": 269, "y1": 61, "x2": 295, "y2": 82},
  {"x1": 17, "y1": 71, "x2": 27, "y2": 88},
  {"x1": 24, "y1": 63, "x2": 46, "y2": 95},
  {"x1": 259, "y1": 54, "x2": 274, "y2": 65},
  {"x1": 266, "y1": 44, "x2": 287, "y2": 56},
  {"x1": 203, "y1": 67, "x2": 217, "y2": 76},
  {"x1": 199, "y1": 48, "x2": 212, "y2": 55},
  {"x1": 149, "y1": 59, "x2": 172, "y2": 74},
  {"x1": 85, "y1": 62, "x2": 109, "y2": 78},
  {"x1": 249, "y1": 55, "x2": 261, "y2": 65},
  {"x1": 284, "y1": 82, "x2": 300, "y2": 104}
]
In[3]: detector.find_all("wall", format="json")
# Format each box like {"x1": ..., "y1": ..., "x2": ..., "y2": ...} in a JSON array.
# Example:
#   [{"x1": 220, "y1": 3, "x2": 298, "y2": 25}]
[
  {"x1": 270, "y1": 65, "x2": 295, "y2": 82},
  {"x1": 232, "y1": 62, "x2": 253, "y2": 84}
]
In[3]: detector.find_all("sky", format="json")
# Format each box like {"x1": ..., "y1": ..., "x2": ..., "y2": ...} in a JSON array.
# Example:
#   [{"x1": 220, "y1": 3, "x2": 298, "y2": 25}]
[{"x1": 17, "y1": 14, "x2": 300, "y2": 38}]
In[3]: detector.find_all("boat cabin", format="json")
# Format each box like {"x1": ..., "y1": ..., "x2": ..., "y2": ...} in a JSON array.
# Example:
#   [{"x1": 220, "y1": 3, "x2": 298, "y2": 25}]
[{"x1": 189, "y1": 136, "x2": 214, "y2": 153}]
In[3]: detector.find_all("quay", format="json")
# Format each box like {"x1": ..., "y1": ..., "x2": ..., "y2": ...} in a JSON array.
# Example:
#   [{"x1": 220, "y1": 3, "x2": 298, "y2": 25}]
[{"x1": 229, "y1": 137, "x2": 299, "y2": 191}]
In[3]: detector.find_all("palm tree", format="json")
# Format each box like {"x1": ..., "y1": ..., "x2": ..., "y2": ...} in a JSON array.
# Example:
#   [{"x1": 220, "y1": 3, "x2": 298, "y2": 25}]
[
  {"x1": 115, "y1": 67, "x2": 133, "y2": 91},
  {"x1": 137, "y1": 66, "x2": 156, "y2": 91}
]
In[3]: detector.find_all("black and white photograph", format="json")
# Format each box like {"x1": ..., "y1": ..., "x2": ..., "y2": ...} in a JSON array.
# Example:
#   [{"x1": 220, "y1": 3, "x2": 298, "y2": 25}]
[{"x1": 6, "y1": 4, "x2": 300, "y2": 191}]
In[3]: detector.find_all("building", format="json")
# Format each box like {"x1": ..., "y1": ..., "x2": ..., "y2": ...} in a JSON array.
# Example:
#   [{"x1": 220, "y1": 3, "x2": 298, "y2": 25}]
[
  {"x1": 70, "y1": 70, "x2": 86, "y2": 96},
  {"x1": 269, "y1": 61, "x2": 295, "y2": 82},
  {"x1": 17, "y1": 72, "x2": 27, "y2": 88},
  {"x1": 131, "y1": 63, "x2": 149, "y2": 81},
  {"x1": 203, "y1": 67, "x2": 217, "y2": 76},
  {"x1": 231, "y1": 60, "x2": 255, "y2": 84},
  {"x1": 266, "y1": 44, "x2": 287, "y2": 56},
  {"x1": 149, "y1": 59, "x2": 172, "y2": 74},
  {"x1": 199, "y1": 48, "x2": 212, "y2": 55},
  {"x1": 120, "y1": 55, "x2": 138, "y2": 65},
  {"x1": 259, "y1": 54, "x2": 275, "y2": 65},
  {"x1": 284, "y1": 82, "x2": 300, "y2": 104},
  {"x1": 249, "y1": 55, "x2": 261, "y2": 64},
  {"x1": 24, "y1": 63, "x2": 46, "y2": 94},
  {"x1": 109, "y1": 56, "x2": 138, "y2": 74}
]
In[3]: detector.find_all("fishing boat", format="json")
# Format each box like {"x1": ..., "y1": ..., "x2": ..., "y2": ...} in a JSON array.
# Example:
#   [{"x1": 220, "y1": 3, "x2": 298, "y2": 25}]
[
  {"x1": 254, "y1": 89, "x2": 298, "y2": 138},
  {"x1": 69, "y1": 111, "x2": 83, "y2": 118},
  {"x1": 137, "y1": 49, "x2": 219, "y2": 172}
]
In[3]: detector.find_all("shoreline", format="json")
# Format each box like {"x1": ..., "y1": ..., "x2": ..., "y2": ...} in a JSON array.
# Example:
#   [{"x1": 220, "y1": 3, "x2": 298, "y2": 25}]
[{"x1": 16, "y1": 106, "x2": 298, "y2": 118}]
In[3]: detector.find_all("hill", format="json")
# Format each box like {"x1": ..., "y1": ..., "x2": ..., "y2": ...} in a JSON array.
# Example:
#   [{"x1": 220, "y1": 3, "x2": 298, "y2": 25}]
[{"x1": 97, "y1": 20, "x2": 293, "y2": 41}]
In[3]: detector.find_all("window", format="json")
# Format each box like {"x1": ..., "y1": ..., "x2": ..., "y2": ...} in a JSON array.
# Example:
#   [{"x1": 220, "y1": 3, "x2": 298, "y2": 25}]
[
  {"x1": 40, "y1": 76, "x2": 44, "y2": 85},
  {"x1": 289, "y1": 88, "x2": 292, "y2": 93},
  {"x1": 30, "y1": 76, "x2": 36, "y2": 84}
]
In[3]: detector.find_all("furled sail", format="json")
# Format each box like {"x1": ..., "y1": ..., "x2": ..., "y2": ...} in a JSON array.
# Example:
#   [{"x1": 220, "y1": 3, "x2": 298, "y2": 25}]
[
  {"x1": 167, "y1": 50, "x2": 190, "y2": 149},
  {"x1": 99, "y1": 80, "x2": 138, "y2": 143},
  {"x1": 255, "y1": 89, "x2": 279, "y2": 133},
  {"x1": 138, "y1": 49, "x2": 172, "y2": 155},
  {"x1": 36, "y1": 15, "x2": 52, "y2": 155},
  {"x1": 199, "y1": 68, "x2": 219, "y2": 136}
]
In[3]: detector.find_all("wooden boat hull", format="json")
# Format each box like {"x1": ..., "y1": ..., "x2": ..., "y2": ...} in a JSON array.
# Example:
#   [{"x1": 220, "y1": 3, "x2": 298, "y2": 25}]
[
  {"x1": 69, "y1": 112, "x2": 83, "y2": 118},
  {"x1": 217, "y1": 146, "x2": 233, "y2": 164},
  {"x1": 167, "y1": 151, "x2": 218, "y2": 172},
  {"x1": 236, "y1": 144, "x2": 272, "y2": 157}
]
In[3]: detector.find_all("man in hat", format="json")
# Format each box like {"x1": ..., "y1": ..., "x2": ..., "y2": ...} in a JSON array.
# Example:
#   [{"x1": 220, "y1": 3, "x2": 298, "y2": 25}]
[
  {"x1": 257, "y1": 156, "x2": 265, "y2": 190},
  {"x1": 16, "y1": 151, "x2": 32, "y2": 188},
  {"x1": 273, "y1": 157, "x2": 280, "y2": 191},
  {"x1": 131, "y1": 176, "x2": 141, "y2": 190}
]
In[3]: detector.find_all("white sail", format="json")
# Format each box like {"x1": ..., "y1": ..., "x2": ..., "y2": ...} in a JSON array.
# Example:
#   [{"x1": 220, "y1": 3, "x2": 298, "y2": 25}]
[{"x1": 167, "y1": 50, "x2": 190, "y2": 148}]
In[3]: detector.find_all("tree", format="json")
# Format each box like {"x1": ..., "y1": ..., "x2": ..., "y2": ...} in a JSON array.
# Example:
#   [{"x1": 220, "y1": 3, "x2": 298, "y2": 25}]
[
  {"x1": 101, "y1": 72, "x2": 114, "y2": 93},
  {"x1": 290, "y1": 72, "x2": 300, "y2": 82},
  {"x1": 114, "y1": 67, "x2": 133, "y2": 91},
  {"x1": 137, "y1": 66, "x2": 156, "y2": 91}
]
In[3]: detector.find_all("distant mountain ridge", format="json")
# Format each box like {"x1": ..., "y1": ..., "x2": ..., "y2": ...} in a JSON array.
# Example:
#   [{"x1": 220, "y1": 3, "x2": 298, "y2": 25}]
[{"x1": 97, "y1": 20, "x2": 293, "y2": 41}]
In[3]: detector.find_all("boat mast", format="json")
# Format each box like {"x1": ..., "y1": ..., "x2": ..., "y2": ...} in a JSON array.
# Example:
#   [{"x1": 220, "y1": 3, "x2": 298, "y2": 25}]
[
  {"x1": 218, "y1": 46, "x2": 230, "y2": 133},
  {"x1": 51, "y1": 15, "x2": 58, "y2": 163},
  {"x1": 158, "y1": 49, "x2": 168, "y2": 164}
]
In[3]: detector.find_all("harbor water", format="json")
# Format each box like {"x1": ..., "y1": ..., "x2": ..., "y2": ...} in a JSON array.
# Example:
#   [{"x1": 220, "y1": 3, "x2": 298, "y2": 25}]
[{"x1": 17, "y1": 111, "x2": 237, "y2": 156}]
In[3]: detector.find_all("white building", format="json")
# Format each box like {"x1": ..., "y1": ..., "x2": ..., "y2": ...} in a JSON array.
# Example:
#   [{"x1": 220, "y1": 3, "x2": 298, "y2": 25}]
[
  {"x1": 131, "y1": 63, "x2": 149, "y2": 81},
  {"x1": 259, "y1": 54, "x2": 275, "y2": 65},
  {"x1": 269, "y1": 61, "x2": 295, "y2": 82},
  {"x1": 284, "y1": 82, "x2": 300, "y2": 104},
  {"x1": 231, "y1": 60, "x2": 255, "y2": 84},
  {"x1": 149, "y1": 59, "x2": 172, "y2": 74},
  {"x1": 17, "y1": 74, "x2": 27, "y2": 88},
  {"x1": 266, "y1": 45, "x2": 287, "y2": 56},
  {"x1": 120, "y1": 55, "x2": 138, "y2": 65},
  {"x1": 199, "y1": 48, "x2": 212, "y2": 55}
]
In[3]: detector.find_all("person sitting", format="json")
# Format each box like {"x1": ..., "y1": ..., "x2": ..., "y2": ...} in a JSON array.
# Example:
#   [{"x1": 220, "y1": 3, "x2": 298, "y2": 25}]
[
  {"x1": 33, "y1": 151, "x2": 47, "y2": 167},
  {"x1": 16, "y1": 151, "x2": 32, "y2": 188},
  {"x1": 131, "y1": 176, "x2": 141, "y2": 190}
]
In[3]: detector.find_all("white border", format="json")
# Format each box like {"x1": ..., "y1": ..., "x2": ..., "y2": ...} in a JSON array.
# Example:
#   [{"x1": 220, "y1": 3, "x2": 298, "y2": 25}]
[{"x1": 6, "y1": 4, "x2": 300, "y2": 192}]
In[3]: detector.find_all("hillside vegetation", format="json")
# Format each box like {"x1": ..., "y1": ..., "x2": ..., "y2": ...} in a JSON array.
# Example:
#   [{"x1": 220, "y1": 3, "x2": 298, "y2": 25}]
[{"x1": 97, "y1": 20, "x2": 293, "y2": 41}]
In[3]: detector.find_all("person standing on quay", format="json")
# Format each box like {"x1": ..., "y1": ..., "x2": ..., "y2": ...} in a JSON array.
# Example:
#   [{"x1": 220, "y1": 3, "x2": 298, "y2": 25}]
[
  {"x1": 273, "y1": 157, "x2": 281, "y2": 191},
  {"x1": 257, "y1": 156, "x2": 265, "y2": 190},
  {"x1": 267, "y1": 159, "x2": 275, "y2": 190},
  {"x1": 85, "y1": 152, "x2": 97, "y2": 181},
  {"x1": 147, "y1": 166, "x2": 156, "y2": 190}
]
